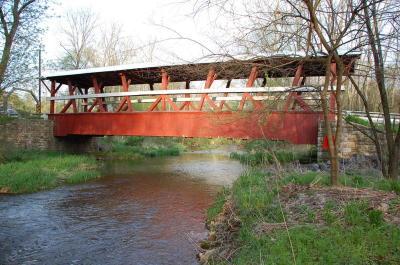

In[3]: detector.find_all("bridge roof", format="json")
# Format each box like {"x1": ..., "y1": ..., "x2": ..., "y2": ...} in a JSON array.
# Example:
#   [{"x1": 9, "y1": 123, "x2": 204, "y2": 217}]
[{"x1": 42, "y1": 53, "x2": 360, "y2": 88}]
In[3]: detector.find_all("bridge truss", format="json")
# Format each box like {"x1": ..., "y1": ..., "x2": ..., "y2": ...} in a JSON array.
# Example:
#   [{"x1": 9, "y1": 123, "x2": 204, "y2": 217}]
[{"x1": 43, "y1": 54, "x2": 359, "y2": 144}]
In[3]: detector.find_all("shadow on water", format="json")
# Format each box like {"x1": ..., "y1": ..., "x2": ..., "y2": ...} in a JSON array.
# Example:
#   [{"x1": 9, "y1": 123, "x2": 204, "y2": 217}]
[{"x1": 0, "y1": 153, "x2": 243, "y2": 265}]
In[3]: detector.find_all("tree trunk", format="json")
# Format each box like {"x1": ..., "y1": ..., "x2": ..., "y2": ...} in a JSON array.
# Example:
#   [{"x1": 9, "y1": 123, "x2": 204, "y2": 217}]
[
  {"x1": 388, "y1": 130, "x2": 400, "y2": 179},
  {"x1": 2, "y1": 93, "x2": 9, "y2": 113},
  {"x1": 363, "y1": 0, "x2": 399, "y2": 179},
  {"x1": 330, "y1": 153, "x2": 339, "y2": 185}
]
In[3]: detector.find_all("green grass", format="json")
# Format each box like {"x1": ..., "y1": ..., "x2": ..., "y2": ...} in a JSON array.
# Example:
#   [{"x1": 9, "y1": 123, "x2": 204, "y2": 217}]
[
  {"x1": 230, "y1": 145, "x2": 317, "y2": 166},
  {"x1": 345, "y1": 114, "x2": 371, "y2": 127},
  {"x1": 181, "y1": 137, "x2": 240, "y2": 150},
  {"x1": 0, "y1": 150, "x2": 99, "y2": 193},
  {"x1": 345, "y1": 114, "x2": 399, "y2": 133},
  {"x1": 208, "y1": 171, "x2": 400, "y2": 264},
  {"x1": 0, "y1": 114, "x2": 16, "y2": 124},
  {"x1": 283, "y1": 171, "x2": 400, "y2": 194},
  {"x1": 207, "y1": 188, "x2": 230, "y2": 222},
  {"x1": 101, "y1": 136, "x2": 184, "y2": 160}
]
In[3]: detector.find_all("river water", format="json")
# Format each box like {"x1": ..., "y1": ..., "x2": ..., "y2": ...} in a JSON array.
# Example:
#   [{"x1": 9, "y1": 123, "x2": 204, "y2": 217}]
[{"x1": 0, "y1": 153, "x2": 243, "y2": 265}]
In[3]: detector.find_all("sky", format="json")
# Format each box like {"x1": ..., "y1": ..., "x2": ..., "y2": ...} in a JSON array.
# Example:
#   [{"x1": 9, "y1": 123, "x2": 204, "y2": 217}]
[{"x1": 43, "y1": 0, "x2": 222, "y2": 68}]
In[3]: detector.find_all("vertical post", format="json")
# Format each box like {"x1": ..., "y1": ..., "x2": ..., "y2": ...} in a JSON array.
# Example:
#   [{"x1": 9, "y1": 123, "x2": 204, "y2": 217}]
[
  {"x1": 219, "y1": 79, "x2": 232, "y2": 111},
  {"x1": 83, "y1": 88, "x2": 88, "y2": 112},
  {"x1": 38, "y1": 46, "x2": 42, "y2": 114},
  {"x1": 185, "y1": 80, "x2": 190, "y2": 110},
  {"x1": 92, "y1": 77, "x2": 106, "y2": 112},
  {"x1": 68, "y1": 80, "x2": 77, "y2": 113},
  {"x1": 118, "y1": 73, "x2": 132, "y2": 112},
  {"x1": 161, "y1": 69, "x2": 169, "y2": 111},
  {"x1": 50, "y1": 80, "x2": 56, "y2": 114}
]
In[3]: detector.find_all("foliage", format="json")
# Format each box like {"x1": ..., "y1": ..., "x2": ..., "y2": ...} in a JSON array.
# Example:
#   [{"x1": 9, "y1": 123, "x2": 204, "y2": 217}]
[
  {"x1": 0, "y1": 149, "x2": 99, "y2": 193},
  {"x1": 181, "y1": 137, "x2": 240, "y2": 150},
  {"x1": 208, "y1": 170, "x2": 400, "y2": 264},
  {"x1": 207, "y1": 188, "x2": 230, "y2": 222},
  {"x1": 345, "y1": 115, "x2": 370, "y2": 127},
  {"x1": 284, "y1": 171, "x2": 400, "y2": 194},
  {"x1": 345, "y1": 114, "x2": 399, "y2": 133},
  {"x1": 0, "y1": 114, "x2": 16, "y2": 124},
  {"x1": 0, "y1": 0, "x2": 49, "y2": 94},
  {"x1": 100, "y1": 136, "x2": 184, "y2": 160},
  {"x1": 230, "y1": 140, "x2": 317, "y2": 166}
]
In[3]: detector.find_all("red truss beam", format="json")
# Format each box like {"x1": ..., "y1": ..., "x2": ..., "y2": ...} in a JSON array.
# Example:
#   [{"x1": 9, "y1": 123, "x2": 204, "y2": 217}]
[
  {"x1": 116, "y1": 73, "x2": 133, "y2": 112},
  {"x1": 60, "y1": 81, "x2": 77, "y2": 113},
  {"x1": 50, "y1": 81, "x2": 62, "y2": 114},
  {"x1": 284, "y1": 64, "x2": 312, "y2": 112},
  {"x1": 198, "y1": 68, "x2": 219, "y2": 111},
  {"x1": 238, "y1": 66, "x2": 263, "y2": 111},
  {"x1": 49, "y1": 111, "x2": 324, "y2": 144},
  {"x1": 88, "y1": 77, "x2": 107, "y2": 112},
  {"x1": 147, "y1": 69, "x2": 180, "y2": 111}
]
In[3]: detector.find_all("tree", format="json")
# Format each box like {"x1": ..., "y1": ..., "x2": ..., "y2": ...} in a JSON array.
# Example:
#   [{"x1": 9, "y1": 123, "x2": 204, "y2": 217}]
[
  {"x1": 193, "y1": 0, "x2": 399, "y2": 180},
  {"x1": 192, "y1": 0, "x2": 366, "y2": 185},
  {"x1": 0, "y1": 0, "x2": 49, "y2": 111},
  {"x1": 94, "y1": 23, "x2": 136, "y2": 67},
  {"x1": 59, "y1": 8, "x2": 98, "y2": 70},
  {"x1": 59, "y1": 9, "x2": 137, "y2": 69},
  {"x1": 348, "y1": 0, "x2": 400, "y2": 179}
]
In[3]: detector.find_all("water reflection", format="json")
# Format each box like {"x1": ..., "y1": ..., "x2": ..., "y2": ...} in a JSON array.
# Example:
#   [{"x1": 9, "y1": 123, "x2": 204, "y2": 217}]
[{"x1": 0, "y1": 153, "x2": 243, "y2": 265}]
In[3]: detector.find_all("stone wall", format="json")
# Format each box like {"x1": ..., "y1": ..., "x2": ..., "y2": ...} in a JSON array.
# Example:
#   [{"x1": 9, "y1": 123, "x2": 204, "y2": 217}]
[
  {"x1": 317, "y1": 121, "x2": 381, "y2": 160},
  {"x1": 0, "y1": 119, "x2": 99, "y2": 153}
]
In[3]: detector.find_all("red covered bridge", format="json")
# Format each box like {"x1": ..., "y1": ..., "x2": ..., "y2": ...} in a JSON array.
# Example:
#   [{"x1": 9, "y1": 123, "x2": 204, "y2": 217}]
[{"x1": 42, "y1": 54, "x2": 359, "y2": 144}]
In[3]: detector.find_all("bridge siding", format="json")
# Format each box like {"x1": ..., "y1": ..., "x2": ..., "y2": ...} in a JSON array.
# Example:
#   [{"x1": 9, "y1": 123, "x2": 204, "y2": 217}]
[{"x1": 49, "y1": 112, "x2": 323, "y2": 145}]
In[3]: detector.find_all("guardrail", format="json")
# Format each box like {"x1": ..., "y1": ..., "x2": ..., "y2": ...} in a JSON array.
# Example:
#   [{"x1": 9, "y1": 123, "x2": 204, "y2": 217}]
[{"x1": 344, "y1": 110, "x2": 400, "y2": 124}]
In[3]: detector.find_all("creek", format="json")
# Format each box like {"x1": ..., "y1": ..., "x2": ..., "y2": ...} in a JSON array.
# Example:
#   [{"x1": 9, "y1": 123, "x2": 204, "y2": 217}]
[{"x1": 0, "y1": 152, "x2": 243, "y2": 265}]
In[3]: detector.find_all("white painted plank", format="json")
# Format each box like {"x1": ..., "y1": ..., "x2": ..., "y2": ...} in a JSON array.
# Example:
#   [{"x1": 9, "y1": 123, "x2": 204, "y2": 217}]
[{"x1": 48, "y1": 86, "x2": 340, "y2": 101}]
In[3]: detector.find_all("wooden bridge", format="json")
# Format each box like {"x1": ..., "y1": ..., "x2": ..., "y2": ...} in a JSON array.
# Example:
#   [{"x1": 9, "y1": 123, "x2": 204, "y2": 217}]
[{"x1": 43, "y1": 54, "x2": 359, "y2": 144}]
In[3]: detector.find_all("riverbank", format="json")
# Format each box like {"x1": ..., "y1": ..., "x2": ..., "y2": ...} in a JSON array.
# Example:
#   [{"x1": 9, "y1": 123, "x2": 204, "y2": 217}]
[
  {"x1": 98, "y1": 136, "x2": 239, "y2": 160},
  {"x1": 0, "y1": 136, "x2": 238, "y2": 194},
  {"x1": 0, "y1": 150, "x2": 99, "y2": 194},
  {"x1": 201, "y1": 169, "x2": 400, "y2": 264}
]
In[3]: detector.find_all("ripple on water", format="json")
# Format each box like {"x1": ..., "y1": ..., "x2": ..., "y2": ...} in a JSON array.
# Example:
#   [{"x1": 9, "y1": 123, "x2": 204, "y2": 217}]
[{"x1": 0, "y1": 153, "x2": 243, "y2": 265}]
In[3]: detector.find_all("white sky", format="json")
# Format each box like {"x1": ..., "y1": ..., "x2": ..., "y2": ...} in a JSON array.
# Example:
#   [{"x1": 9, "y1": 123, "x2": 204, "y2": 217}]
[{"x1": 43, "y1": 0, "x2": 222, "y2": 68}]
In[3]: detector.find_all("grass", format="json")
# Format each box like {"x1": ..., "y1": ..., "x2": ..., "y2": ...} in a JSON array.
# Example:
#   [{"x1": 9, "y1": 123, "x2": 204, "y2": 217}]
[
  {"x1": 100, "y1": 136, "x2": 239, "y2": 160},
  {"x1": 345, "y1": 114, "x2": 399, "y2": 132},
  {"x1": 100, "y1": 136, "x2": 184, "y2": 160},
  {"x1": 207, "y1": 188, "x2": 230, "y2": 221},
  {"x1": 230, "y1": 140, "x2": 317, "y2": 166},
  {"x1": 207, "y1": 170, "x2": 400, "y2": 264},
  {"x1": 283, "y1": 171, "x2": 400, "y2": 194},
  {"x1": 0, "y1": 149, "x2": 99, "y2": 193},
  {"x1": 0, "y1": 114, "x2": 16, "y2": 124},
  {"x1": 181, "y1": 137, "x2": 241, "y2": 151}
]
